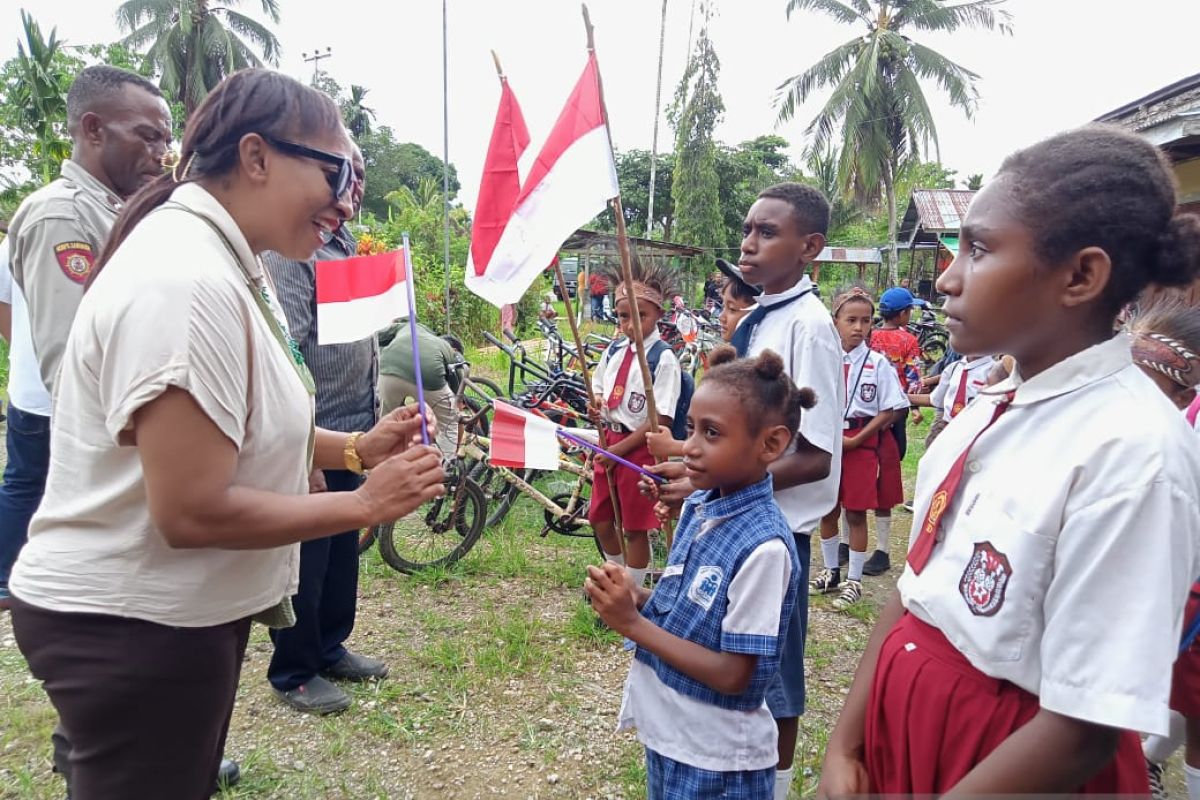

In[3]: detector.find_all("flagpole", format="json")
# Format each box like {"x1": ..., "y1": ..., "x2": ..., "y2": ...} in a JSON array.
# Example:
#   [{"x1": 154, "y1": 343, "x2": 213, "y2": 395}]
[
  {"x1": 583, "y1": 3, "x2": 674, "y2": 550},
  {"x1": 401, "y1": 234, "x2": 431, "y2": 445},
  {"x1": 442, "y1": 0, "x2": 452, "y2": 332}
]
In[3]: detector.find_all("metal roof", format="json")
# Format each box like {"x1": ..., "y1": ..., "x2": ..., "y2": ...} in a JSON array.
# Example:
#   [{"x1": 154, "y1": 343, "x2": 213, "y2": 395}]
[
  {"x1": 1096, "y1": 72, "x2": 1200, "y2": 124},
  {"x1": 561, "y1": 228, "x2": 703, "y2": 258},
  {"x1": 897, "y1": 189, "x2": 977, "y2": 245},
  {"x1": 815, "y1": 246, "x2": 881, "y2": 264}
]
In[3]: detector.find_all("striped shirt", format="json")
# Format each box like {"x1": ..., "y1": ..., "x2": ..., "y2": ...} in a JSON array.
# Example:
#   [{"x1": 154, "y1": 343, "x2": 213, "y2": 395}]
[{"x1": 262, "y1": 228, "x2": 378, "y2": 433}]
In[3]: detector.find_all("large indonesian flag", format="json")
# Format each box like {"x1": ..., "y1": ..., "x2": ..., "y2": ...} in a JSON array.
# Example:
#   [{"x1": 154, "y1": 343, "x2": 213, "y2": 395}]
[
  {"x1": 465, "y1": 54, "x2": 619, "y2": 307},
  {"x1": 490, "y1": 400, "x2": 562, "y2": 470},
  {"x1": 316, "y1": 249, "x2": 408, "y2": 345}
]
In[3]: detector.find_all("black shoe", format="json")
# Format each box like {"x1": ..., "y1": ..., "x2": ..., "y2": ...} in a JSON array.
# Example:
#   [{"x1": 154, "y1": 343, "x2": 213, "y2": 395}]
[
  {"x1": 321, "y1": 650, "x2": 389, "y2": 682},
  {"x1": 837, "y1": 542, "x2": 849, "y2": 567},
  {"x1": 274, "y1": 676, "x2": 351, "y2": 715},
  {"x1": 862, "y1": 549, "x2": 892, "y2": 576},
  {"x1": 213, "y1": 758, "x2": 240, "y2": 793}
]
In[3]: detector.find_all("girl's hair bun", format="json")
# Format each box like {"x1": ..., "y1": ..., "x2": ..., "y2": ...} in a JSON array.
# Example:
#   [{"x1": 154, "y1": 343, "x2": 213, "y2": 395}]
[
  {"x1": 795, "y1": 386, "x2": 817, "y2": 410},
  {"x1": 753, "y1": 349, "x2": 785, "y2": 381},
  {"x1": 1152, "y1": 213, "x2": 1200, "y2": 288},
  {"x1": 707, "y1": 344, "x2": 738, "y2": 368}
]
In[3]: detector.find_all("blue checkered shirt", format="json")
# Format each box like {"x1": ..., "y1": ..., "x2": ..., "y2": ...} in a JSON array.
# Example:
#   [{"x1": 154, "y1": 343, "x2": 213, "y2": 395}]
[
  {"x1": 262, "y1": 228, "x2": 378, "y2": 433},
  {"x1": 633, "y1": 475, "x2": 799, "y2": 712}
]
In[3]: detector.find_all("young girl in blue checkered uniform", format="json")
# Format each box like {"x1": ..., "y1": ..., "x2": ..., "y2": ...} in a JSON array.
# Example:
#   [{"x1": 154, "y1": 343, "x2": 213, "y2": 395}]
[{"x1": 586, "y1": 346, "x2": 815, "y2": 799}]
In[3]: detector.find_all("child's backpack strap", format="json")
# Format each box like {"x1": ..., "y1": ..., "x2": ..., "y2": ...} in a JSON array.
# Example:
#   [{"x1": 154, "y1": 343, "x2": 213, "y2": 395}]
[{"x1": 646, "y1": 340, "x2": 694, "y2": 440}]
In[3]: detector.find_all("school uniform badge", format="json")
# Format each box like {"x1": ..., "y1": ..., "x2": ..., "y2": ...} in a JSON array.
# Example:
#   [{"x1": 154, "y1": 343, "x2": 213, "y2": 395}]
[
  {"x1": 687, "y1": 566, "x2": 724, "y2": 611},
  {"x1": 628, "y1": 392, "x2": 646, "y2": 414},
  {"x1": 959, "y1": 541, "x2": 1012, "y2": 617},
  {"x1": 54, "y1": 241, "x2": 94, "y2": 284},
  {"x1": 859, "y1": 383, "x2": 877, "y2": 403}
]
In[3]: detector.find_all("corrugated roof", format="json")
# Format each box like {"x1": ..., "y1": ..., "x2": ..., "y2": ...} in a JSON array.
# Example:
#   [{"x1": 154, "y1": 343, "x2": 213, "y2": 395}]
[
  {"x1": 815, "y1": 246, "x2": 881, "y2": 264},
  {"x1": 909, "y1": 189, "x2": 976, "y2": 231}
]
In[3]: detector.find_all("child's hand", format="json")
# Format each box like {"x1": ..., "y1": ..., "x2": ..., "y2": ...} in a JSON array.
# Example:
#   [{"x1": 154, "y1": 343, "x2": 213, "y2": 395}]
[
  {"x1": 638, "y1": 475, "x2": 661, "y2": 501},
  {"x1": 843, "y1": 434, "x2": 861, "y2": 452},
  {"x1": 594, "y1": 452, "x2": 611, "y2": 470},
  {"x1": 909, "y1": 407, "x2": 924, "y2": 425},
  {"x1": 645, "y1": 461, "x2": 693, "y2": 510},
  {"x1": 587, "y1": 397, "x2": 603, "y2": 424},
  {"x1": 585, "y1": 563, "x2": 639, "y2": 634},
  {"x1": 816, "y1": 750, "x2": 870, "y2": 799},
  {"x1": 645, "y1": 425, "x2": 675, "y2": 460},
  {"x1": 654, "y1": 500, "x2": 677, "y2": 525}
]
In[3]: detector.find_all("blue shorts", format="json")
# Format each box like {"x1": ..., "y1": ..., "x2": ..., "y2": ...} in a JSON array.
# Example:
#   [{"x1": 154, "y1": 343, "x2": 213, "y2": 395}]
[
  {"x1": 645, "y1": 748, "x2": 774, "y2": 799},
  {"x1": 765, "y1": 531, "x2": 810, "y2": 718}
]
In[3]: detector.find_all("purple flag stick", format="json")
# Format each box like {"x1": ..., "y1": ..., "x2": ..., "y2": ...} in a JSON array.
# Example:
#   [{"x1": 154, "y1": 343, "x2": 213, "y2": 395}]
[
  {"x1": 556, "y1": 429, "x2": 666, "y2": 483},
  {"x1": 400, "y1": 234, "x2": 430, "y2": 445}
]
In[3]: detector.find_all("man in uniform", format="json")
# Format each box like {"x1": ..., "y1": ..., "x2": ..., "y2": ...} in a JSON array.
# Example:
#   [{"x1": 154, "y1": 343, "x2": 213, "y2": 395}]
[
  {"x1": 263, "y1": 142, "x2": 390, "y2": 715},
  {"x1": 1, "y1": 64, "x2": 242, "y2": 793}
]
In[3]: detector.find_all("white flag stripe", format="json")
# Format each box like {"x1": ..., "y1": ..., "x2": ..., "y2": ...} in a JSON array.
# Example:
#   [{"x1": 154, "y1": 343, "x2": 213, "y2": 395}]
[
  {"x1": 316, "y1": 282, "x2": 409, "y2": 345},
  {"x1": 464, "y1": 125, "x2": 617, "y2": 307}
]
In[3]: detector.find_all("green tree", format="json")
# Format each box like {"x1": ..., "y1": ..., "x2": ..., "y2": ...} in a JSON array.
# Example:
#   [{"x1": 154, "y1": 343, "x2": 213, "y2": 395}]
[
  {"x1": 714, "y1": 135, "x2": 798, "y2": 252},
  {"x1": 345, "y1": 85, "x2": 376, "y2": 138},
  {"x1": 669, "y1": 0, "x2": 724, "y2": 272},
  {"x1": 8, "y1": 11, "x2": 72, "y2": 185},
  {"x1": 115, "y1": 0, "x2": 282, "y2": 114},
  {"x1": 803, "y1": 143, "x2": 862, "y2": 233},
  {"x1": 775, "y1": 0, "x2": 1011, "y2": 282},
  {"x1": 356, "y1": 126, "x2": 459, "y2": 220},
  {"x1": 965, "y1": 172, "x2": 983, "y2": 190},
  {"x1": 595, "y1": 149, "x2": 677, "y2": 239}
]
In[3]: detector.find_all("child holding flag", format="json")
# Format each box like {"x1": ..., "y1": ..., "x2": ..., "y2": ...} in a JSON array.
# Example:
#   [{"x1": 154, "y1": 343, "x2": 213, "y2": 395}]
[
  {"x1": 587, "y1": 346, "x2": 811, "y2": 798},
  {"x1": 817, "y1": 125, "x2": 1200, "y2": 797},
  {"x1": 588, "y1": 259, "x2": 681, "y2": 589}
]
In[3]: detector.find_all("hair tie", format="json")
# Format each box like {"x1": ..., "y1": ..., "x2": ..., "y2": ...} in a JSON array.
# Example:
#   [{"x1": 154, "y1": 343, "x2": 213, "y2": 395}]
[{"x1": 172, "y1": 152, "x2": 197, "y2": 183}]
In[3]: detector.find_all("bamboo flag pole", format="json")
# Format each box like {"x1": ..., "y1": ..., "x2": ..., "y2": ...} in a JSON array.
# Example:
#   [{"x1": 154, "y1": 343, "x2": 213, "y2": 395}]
[{"x1": 582, "y1": 4, "x2": 674, "y2": 550}]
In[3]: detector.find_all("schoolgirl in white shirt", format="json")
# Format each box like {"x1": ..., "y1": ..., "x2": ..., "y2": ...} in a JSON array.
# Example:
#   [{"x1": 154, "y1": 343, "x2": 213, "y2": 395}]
[{"x1": 909, "y1": 353, "x2": 996, "y2": 447}]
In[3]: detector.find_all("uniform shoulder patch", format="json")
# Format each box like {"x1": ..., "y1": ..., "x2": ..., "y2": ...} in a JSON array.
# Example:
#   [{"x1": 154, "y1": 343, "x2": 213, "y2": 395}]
[
  {"x1": 959, "y1": 541, "x2": 1012, "y2": 617},
  {"x1": 54, "y1": 241, "x2": 94, "y2": 284}
]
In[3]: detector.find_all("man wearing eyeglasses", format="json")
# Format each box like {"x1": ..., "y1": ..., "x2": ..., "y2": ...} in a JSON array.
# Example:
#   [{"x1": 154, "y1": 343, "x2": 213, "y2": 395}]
[{"x1": 261, "y1": 141, "x2": 388, "y2": 716}]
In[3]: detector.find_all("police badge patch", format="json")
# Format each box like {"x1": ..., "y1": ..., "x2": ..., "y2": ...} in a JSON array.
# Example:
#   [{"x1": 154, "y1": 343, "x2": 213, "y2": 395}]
[
  {"x1": 628, "y1": 392, "x2": 646, "y2": 414},
  {"x1": 687, "y1": 566, "x2": 724, "y2": 611},
  {"x1": 958, "y1": 541, "x2": 1012, "y2": 617},
  {"x1": 859, "y1": 383, "x2": 877, "y2": 403},
  {"x1": 54, "y1": 241, "x2": 94, "y2": 284}
]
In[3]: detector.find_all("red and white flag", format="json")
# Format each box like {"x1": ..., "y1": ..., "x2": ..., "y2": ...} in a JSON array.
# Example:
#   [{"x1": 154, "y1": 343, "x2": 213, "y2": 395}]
[
  {"x1": 489, "y1": 400, "x2": 562, "y2": 470},
  {"x1": 316, "y1": 249, "x2": 408, "y2": 345},
  {"x1": 465, "y1": 54, "x2": 619, "y2": 307}
]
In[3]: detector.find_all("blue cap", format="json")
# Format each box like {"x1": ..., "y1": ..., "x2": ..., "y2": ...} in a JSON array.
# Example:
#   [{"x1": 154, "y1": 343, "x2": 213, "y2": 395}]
[{"x1": 879, "y1": 287, "x2": 918, "y2": 314}]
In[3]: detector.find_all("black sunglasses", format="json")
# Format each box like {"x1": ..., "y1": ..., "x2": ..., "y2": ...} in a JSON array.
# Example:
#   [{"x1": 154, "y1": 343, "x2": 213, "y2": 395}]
[{"x1": 261, "y1": 135, "x2": 352, "y2": 202}]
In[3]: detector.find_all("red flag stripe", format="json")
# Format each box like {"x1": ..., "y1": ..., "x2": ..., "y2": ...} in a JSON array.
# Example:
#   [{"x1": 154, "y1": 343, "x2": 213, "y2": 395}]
[
  {"x1": 489, "y1": 402, "x2": 529, "y2": 468},
  {"x1": 471, "y1": 80, "x2": 531, "y2": 276},
  {"x1": 315, "y1": 250, "x2": 406, "y2": 305}
]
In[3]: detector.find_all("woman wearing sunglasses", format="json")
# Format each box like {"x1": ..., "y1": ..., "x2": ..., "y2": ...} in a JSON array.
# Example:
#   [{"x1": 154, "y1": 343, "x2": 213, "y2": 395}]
[{"x1": 7, "y1": 69, "x2": 445, "y2": 800}]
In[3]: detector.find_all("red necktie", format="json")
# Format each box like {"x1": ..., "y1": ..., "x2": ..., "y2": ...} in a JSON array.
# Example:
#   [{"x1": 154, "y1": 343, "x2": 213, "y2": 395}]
[
  {"x1": 907, "y1": 391, "x2": 1015, "y2": 574},
  {"x1": 607, "y1": 347, "x2": 636, "y2": 410},
  {"x1": 844, "y1": 361, "x2": 851, "y2": 393},
  {"x1": 950, "y1": 366, "x2": 971, "y2": 417}
]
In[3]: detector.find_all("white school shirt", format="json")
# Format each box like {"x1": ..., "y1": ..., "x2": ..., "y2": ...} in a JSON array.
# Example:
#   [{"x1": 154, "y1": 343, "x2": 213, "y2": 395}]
[
  {"x1": 843, "y1": 342, "x2": 909, "y2": 423},
  {"x1": 930, "y1": 355, "x2": 996, "y2": 422},
  {"x1": 745, "y1": 276, "x2": 844, "y2": 534},
  {"x1": 0, "y1": 238, "x2": 53, "y2": 416},
  {"x1": 617, "y1": 520, "x2": 792, "y2": 772},
  {"x1": 594, "y1": 329, "x2": 681, "y2": 431},
  {"x1": 10, "y1": 183, "x2": 309, "y2": 627},
  {"x1": 897, "y1": 335, "x2": 1200, "y2": 736}
]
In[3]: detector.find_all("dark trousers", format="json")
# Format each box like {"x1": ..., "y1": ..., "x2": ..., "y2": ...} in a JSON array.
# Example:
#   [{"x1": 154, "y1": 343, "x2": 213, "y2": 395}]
[
  {"x1": 11, "y1": 599, "x2": 251, "y2": 800},
  {"x1": 0, "y1": 404, "x2": 51, "y2": 593},
  {"x1": 590, "y1": 294, "x2": 605, "y2": 320},
  {"x1": 268, "y1": 469, "x2": 362, "y2": 691}
]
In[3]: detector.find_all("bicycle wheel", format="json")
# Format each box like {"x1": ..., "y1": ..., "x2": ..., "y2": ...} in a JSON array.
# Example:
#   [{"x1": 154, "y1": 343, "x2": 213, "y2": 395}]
[
  {"x1": 469, "y1": 459, "x2": 532, "y2": 529},
  {"x1": 467, "y1": 376, "x2": 505, "y2": 402},
  {"x1": 920, "y1": 332, "x2": 948, "y2": 369},
  {"x1": 376, "y1": 478, "x2": 487, "y2": 573}
]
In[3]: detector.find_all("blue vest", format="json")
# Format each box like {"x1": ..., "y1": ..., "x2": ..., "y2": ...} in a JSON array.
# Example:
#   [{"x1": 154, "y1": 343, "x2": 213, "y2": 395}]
[{"x1": 634, "y1": 475, "x2": 799, "y2": 711}]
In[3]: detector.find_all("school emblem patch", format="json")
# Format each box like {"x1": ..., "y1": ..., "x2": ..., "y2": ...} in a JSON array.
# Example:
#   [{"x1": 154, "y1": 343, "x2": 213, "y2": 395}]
[
  {"x1": 859, "y1": 383, "x2": 877, "y2": 403},
  {"x1": 687, "y1": 566, "x2": 724, "y2": 611},
  {"x1": 628, "y1": 391, "x2": 646, "y2": 414},
  {"x1": 959, "y1": 541, "x2": 1012, "y2": 617},
  {"x1": 54, "y1": 241, "x2": 93, "y2": 284}
]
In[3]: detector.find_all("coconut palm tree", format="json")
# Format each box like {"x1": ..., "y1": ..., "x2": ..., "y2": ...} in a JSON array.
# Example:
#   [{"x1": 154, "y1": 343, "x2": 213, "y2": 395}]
[
  {"x1": 115, "y1": 0, "x2": 282, "y2": 114},
  {"x1": 776, "y1": 0, "x2": 1011, "y2": 282},
  {"x1": 344, "y1": 85, "x2": 376, "y2": 139}
]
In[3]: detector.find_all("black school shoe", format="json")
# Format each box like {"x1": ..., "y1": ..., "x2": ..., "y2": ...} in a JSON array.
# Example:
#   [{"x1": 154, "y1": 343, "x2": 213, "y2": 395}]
[
  {"x1": 321, "y1": 650, "x2": 389, "y2": 682},
  {"x1": 214, "y1": 759, "x2": 241, "y2": 793},
  {"x1": 275, "y1": 675, "x2": 351, "y2": 715},
  {"x1": 862, "y1": 549, "x2": 892, "y2": 576}
]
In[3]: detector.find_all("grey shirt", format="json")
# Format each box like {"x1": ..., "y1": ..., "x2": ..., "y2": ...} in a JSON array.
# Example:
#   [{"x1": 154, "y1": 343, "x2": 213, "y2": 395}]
[{"x1": 262, "y1": 228, "x2": 378, "y2": 433}]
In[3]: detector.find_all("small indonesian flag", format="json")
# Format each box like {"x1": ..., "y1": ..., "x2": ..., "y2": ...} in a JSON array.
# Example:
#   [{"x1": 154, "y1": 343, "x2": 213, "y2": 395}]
[
  {"x1": 316, "y1": 249, "x2": 408, "y2": 345},
  {"x1": 490, "y1": 400, "x2": 562, "y2": 470}
]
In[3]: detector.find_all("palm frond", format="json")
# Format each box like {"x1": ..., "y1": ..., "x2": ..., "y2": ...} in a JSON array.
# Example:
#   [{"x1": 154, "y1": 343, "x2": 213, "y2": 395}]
[
  {"x1": 774, "y1": 38, "x2": 864, "y2": 122},
  {"x1": 218, "y1": 9, "x2": 281, "y2": 63},
  {"x1": 120, "y1": 19, "x2": 167, "y2": 51},
  {"x1": 114, "y1": 0, "x2": 170, "y2": 34},
  {"x1": 252, "y1": 0, "x2": 282, "y2": 24},
  {"x1": 785, "y1": 0, "x2": 871, "y2": 26},
  {"x1": 894, "y1": 0, "x2": 1014, "y2": 35},
  {"x1": 905, "y1": 40, "x2": 979, "y2": 115}
]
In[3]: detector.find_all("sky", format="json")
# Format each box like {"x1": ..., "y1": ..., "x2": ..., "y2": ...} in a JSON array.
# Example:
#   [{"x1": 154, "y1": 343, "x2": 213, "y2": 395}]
[{"x1": 3, "y1": 0, "x2": 1199, "y2": 216}]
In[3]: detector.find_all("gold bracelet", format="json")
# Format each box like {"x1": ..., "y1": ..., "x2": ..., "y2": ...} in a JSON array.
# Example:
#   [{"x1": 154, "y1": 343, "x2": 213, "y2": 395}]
[{"x1": 344, "y1": 431, "x2": 366, "y2": 474}]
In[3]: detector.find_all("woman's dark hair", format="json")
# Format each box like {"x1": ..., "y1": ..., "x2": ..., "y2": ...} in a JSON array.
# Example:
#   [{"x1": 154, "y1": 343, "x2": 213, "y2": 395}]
[
  {"x1": 704, "y1": 345, "x2": 816, "y2": 435},
  {"x1": 89, "y1": 68, "x2": 343, "y2": 288},
  {"x1": 996, "y1": 124, "x2": 1200, "y2": 314},
  {"x1": 721, "y1": 275, "x2": 757, "y2": 306}
]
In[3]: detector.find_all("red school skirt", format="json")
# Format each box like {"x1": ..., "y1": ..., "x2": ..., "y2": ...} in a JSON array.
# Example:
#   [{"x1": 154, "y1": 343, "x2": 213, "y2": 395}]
[
  {"x1": 588, "y1": 430, "x2": 660, "y2": 532},
  {"x1": 839, "y1": 421, "x2": 906, "y2": 511},
  {"x1": 1171, "y1": 584, "x2": 1200, "y2": 717},
  {"x1": 866, "y1": 612, "x2": 1148, "y2": 795}
]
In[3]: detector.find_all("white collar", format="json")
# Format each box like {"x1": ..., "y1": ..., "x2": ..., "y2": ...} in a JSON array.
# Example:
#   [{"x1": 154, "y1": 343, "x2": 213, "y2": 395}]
[
  {"x1": 983, "y1": 336, "x2": 1131, "y2": 406},
  {"x1": 619, "y1": 328, "x2": 662, "y2": 349},
  {"x1": 961, "y1": 355, "x2": 996, "y2": 372},
  {"x1": 844, "y1": 341, "x2": 870, "y2": 364},
  {"x1": 757, "y1": 275, "x2": 813, "y2": 308}
]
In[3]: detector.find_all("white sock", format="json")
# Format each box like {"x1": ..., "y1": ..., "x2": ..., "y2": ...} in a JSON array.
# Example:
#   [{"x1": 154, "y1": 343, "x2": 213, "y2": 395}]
[
  {"x1": 627, "y1": 566, "x2": 649, "y2": 588},
  {"x1": 875, "y1": 514, "x2": 892, "y2": 553},
  {"x1": 848, "y1": 549, "x2": 867, "y2": 582},
  {"x1": 840, "y1": 513, "x2": 850, "y2": 543},
  {"x1": 774, "y1": 766, "x2": 793, "y2": 800},
  {"x1": 1185, "y1": 762, "x2": 1200, "y2": 800},
  {"x1": 1144, "y1": 710, "x2": 1185, "y2": 763},
  {"x1": 604, "y1": 552, "x2": 626, "y2": 566},
  {"x1": 820, "y1": 536, "x2": 841, "y2": 571}
]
